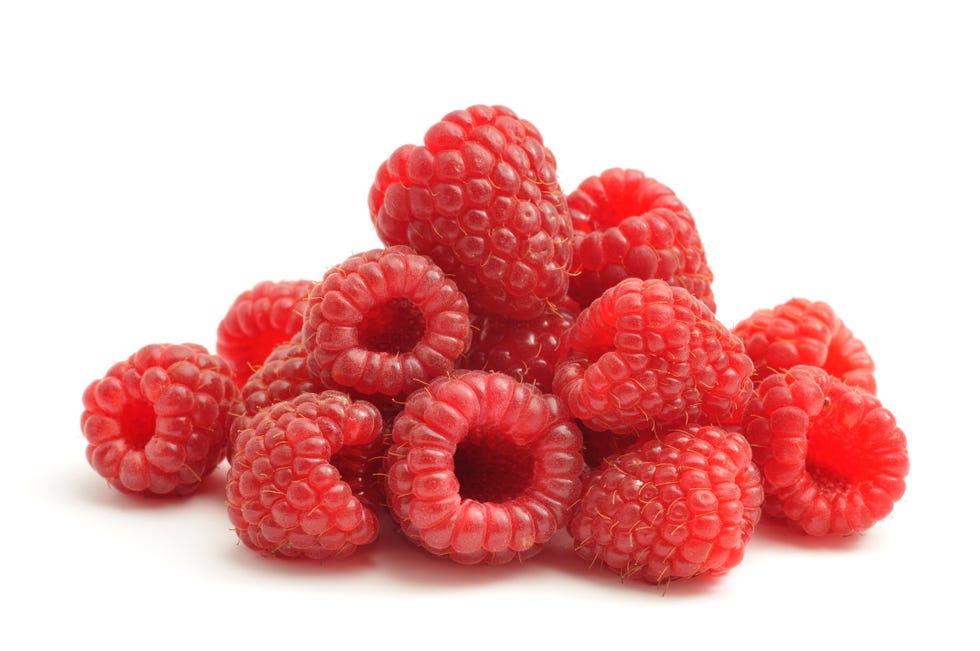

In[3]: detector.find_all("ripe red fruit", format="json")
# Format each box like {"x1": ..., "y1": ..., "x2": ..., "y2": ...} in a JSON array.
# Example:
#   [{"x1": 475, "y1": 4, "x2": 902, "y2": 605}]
[
  {"x1": 553, "y1": 278, "x2": 754, "y2": 435},
  {"x1": 462, "y1": 299, "x2": 578, "y2": 393},
  {"x1": 733, "y1": 297, "x2": 876, "y2": 393},
  {"x1": 368, "y1": 104, "x2": 573, "y2": 320},
  {"x1": 741, "y1": 365, "x2": 908, "y2": 536},
  {"x1": 567, "y1": 168, "x2": 715, "y2": 312},
  {"x1": 302, "y1": 246, "x2": 472, "y2": 398},
  {"x1": 226, "y1": 391, "x2": 384, "y2": 559},
  {"x1": 568, "y1": 425, "x2": 763, "y2": 584},
  {"x1": 216, "y1": 279, "x2": 315, "y2": 388},
  {"x1": 81, "y1": 343, "x2": 239, "y2": 496},
  {"x1": 384, "y1": 370, "x2": 584, "y2": 564}
]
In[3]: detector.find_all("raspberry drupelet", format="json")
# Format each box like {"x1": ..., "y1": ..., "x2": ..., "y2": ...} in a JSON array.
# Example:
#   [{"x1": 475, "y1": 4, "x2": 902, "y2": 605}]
[
  {"x1": 568, "y1": 425, "x2": 763, "y2": 584},
  {"x1": 733, "y1": 297, "x2": 876, "y2": 393},
  {"x1": 302, "y1": 246, "x2": 472, "y2": 399},
  {"x1": 553, "y1": 277, "x2": 754, "y2": 436},
  {"x1": 741, "y1": 365, "x2": 909, "y2": 536},
  {"x1": 567, "y1": 168, "x2": 715, "y2": 313},
  {"x1": 384, "y1": 370, "x2": 584, "y2": 565},
  {"x1": 81, "y1": 343, "x2": 239, "y2": 496},
  {"x1": 216, "y1": 279, "x2": 315, "y2": 388},
  {"x1": 368, "y1": 104, "x2": 573, "y2": 321},
  {"x1": 226, "y1": 391, "x2": 384, "y2": 559}
]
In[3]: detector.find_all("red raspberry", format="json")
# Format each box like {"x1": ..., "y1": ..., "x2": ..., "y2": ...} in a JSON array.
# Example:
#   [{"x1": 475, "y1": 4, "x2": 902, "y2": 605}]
[
  {"x1": 733, "y1": 297, "x2": 876, "y2": 393},
  {"x1": 567, "y1": 168, "x2": 715, "y2": 312},
  {"x1": 568, "y1": 426, "x2": 763, "y2": 584},
  {"x1": 462, "y1": 300, "x2": 578, "y2": 393},
  {"x1": 302, "y1": 246, "x2": 472, "y2": 398},
  {"x1": 384, "y1": 371, "x2": 584, "y2": 565},
  {"x1": 368, "y1": 104, "x2": 573, "y2": 320},
  {"x1": 81, "y1": 343, "x2": 239, "y2": 496},
  {"x1": 216, "y1": 279, "x2": 315, "y2": 388},
  {"x1": 553, "y1": 278, "x2": 754, "y2": 435},
  {"x1": 741, "y1": 365, "x2": 909, "y2": 536},
  {"x1": 226, "y1": 391, "x2": 384, "y2": 559}
]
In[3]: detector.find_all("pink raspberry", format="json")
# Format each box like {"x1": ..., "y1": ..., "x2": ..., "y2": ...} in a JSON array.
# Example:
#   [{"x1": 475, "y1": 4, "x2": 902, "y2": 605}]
[
  {"x1": 368, "y1": 104, "x2": 573, "y2": 320},
  {"x1": 81, "y1": 343, "x2": 239, "y2": 496},
  {"x1": 226, "y1": 391, "x2": 384, "y2": 559},
  {"x1": 553, "y1": 278, "x2": 754, "y2": 435},
  {"x1": 567, "y1": 168, "x2": 715, "y2": 312},
  {"x1": 569, "y1": 425, "x2": 763, "y2": 584},
  {"x1": 741, "y1": 365, "x2": 909, "y2": 536},
  {"x1": 216, "y1": 279, "x2": 315, "y2": 388},
  {"x1": 384, "y1": 370, "x2": 584, "y2": 565},
  {"x1": 302, "y1": 246, "x2": 472, "y2": 398},
  {"x1": 733, "y1": 297, "x2": 876, "y2": 393}
]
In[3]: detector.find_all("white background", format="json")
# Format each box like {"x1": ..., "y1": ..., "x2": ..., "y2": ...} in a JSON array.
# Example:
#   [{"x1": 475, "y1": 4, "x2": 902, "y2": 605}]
[{"x1": 2, "y1": 1, "x2": 976, "y2": 649}]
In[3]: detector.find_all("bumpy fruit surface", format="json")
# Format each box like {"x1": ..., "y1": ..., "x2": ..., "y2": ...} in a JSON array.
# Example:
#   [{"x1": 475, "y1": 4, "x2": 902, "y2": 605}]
[
  {"x1": 302, "y1": 246, "x2": 472, "y2": 398},
  {"x1": 384, "y1": 370, "x2": 584, "y2": 564},
  {"x1": 569, "y1": 426, "x2": 763, "y2": 584},
  {"x1": 216, "y1": 279, "x2": 314, "y2": 388},
  {"x1": 368, "y1": 104, "x2": 573, "y2": 320},
  {"x1": 226, "y1": 391, "x2": 384, "y2": 559},
  {"x1": 462, "y1": 300, "x2": 578, "y2": 393},
  {"x1": 734, "y1": 298, "x2": 876, "y2": 393},
  {"x1": 567, "y1": 168, "x2": 714, "y2": 312},
  {"x1": 553, "y1": 278, "x2": 754, "y2": 435},
  {"x1": 81, "y1": 343, "x2": 239, "y2": 496},
  {"x1": 741, "y1": 365, "x2": 908, "y2": 536}
]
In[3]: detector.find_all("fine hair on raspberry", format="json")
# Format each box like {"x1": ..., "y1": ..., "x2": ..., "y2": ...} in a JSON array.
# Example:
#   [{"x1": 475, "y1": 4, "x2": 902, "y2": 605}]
[
  {"x1": 226, "y1": 391, "x2": 384, "y2": 559},
  {"x1": 553, "y1": 277, "x2": 754, "y2": 435},
  {"x1": 733, "y1": 297, "x2": 876, "y2": 393},
  {"x1": 384, "y1": 370, "x2": 584, "y2": 565},
  {"x1": 81, "y1": 343, "x2": 239, "y2": 496},
  {"x1": 302, "y1": 245, "x2": 473, "y2": 398},
  {"x1": 741, "y1": 364, "x2": 908, "y2": 536},
  {"x1": 568, "y1": 425, "x2": 763, "y2": 584},
  {"x1": 567, "y1": 167, "x2": 715, "y2": 313},
  {"x1": 368, "y1": 104, "x2": 573, "y2": 320}
]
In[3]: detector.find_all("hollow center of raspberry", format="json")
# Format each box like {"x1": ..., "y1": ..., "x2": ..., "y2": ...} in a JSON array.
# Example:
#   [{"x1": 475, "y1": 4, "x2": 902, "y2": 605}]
[
  {"x1": 359, "y1": 298, "x2": 425, "y2": 354},
  {"x1": 804, "y1": 419, "x2": 867, "y2": 492},
  {"x1": 121, "y1": 398, "x2": 156, "y2": 449},
  {"x1": 453, "y1": 430, "x2": 534, "y2": 503}
]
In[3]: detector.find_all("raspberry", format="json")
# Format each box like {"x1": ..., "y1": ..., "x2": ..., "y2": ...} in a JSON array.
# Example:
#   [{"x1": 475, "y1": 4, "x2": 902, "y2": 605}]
[
  {"x1": 462, "y1": 300, "x2": 578, "y2": 393},
  {"x1": 226, "y1": 391, "x2": 384, "y2": 559},
  {"x1": 568, "y1": 425, "x2": 763, "y2": 584},
  {"x1": 733, "y1": 297, "x2": 876, "y2": 393},
  {"x1": 368, "y1": 104, "x2": 573, "y2": 320},
  {"x1": 567, "y1": 168, "x2": 715, "y2": 312},
  {"x1": 384, "y1": 370, "x2": 584, "y2": 564},
  {"x1": 302, "y1": 246, "x2": 472, "y2": 398},
  {"x1": 216, "y1": 279, "x2": 315, "y2": 388},
  {"x1": 81, "y1": 343, "x2": 239, "y2": 496},
  {"x1": 553, "y1": 278, "x2": 754, "y2": 435},
  {"x1": 741, "y1": 365, "x2": 909, "y2": 536}
]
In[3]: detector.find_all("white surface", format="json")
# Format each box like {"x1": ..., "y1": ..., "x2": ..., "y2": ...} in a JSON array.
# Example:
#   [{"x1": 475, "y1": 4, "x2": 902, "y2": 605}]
[{"x1": 2, "y1": 2, "x2": 976, "y2": 649}]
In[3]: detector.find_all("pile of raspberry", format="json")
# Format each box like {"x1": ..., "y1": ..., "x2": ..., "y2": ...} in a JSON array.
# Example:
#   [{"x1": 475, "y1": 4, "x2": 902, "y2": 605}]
[{"x1": 81, "y1": 104, "x2": 909, "y2": 585}]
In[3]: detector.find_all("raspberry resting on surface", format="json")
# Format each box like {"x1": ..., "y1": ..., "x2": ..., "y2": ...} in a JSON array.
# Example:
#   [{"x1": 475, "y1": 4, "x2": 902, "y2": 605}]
[
  {"x1": 368, "y1": 104, "x2": 574, "y2": 320},
  {"x1": 226, "y1": 391, "x2": 384, "y2": 559},
  {"x1": 302, "y1": 245, "x2": 472, "y2": 399},
  {"x1": 567, "y1": 168, "x2": 715, "y2": 313},
  {"x1": 216, "y1": 279, "x2": 315, "y2": 388},
  {"x1": 741, "y1": 364, "x2": 909, "y2": 536},
  {"x1": 384, "y1": 370, "x2": 584, "y2": 565},
  {"x1": 733, "y1": 297, "x2": 876, "y2": 393},
  {"x1": 553, "y1": 277, "x2": 754, "y2": 435},
  {"x1": 81, "y1": 343, "x2": 239, "y2": 497},
  {"x1": 568, "y1": 425, "x2": 763, "y2": 584}
]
